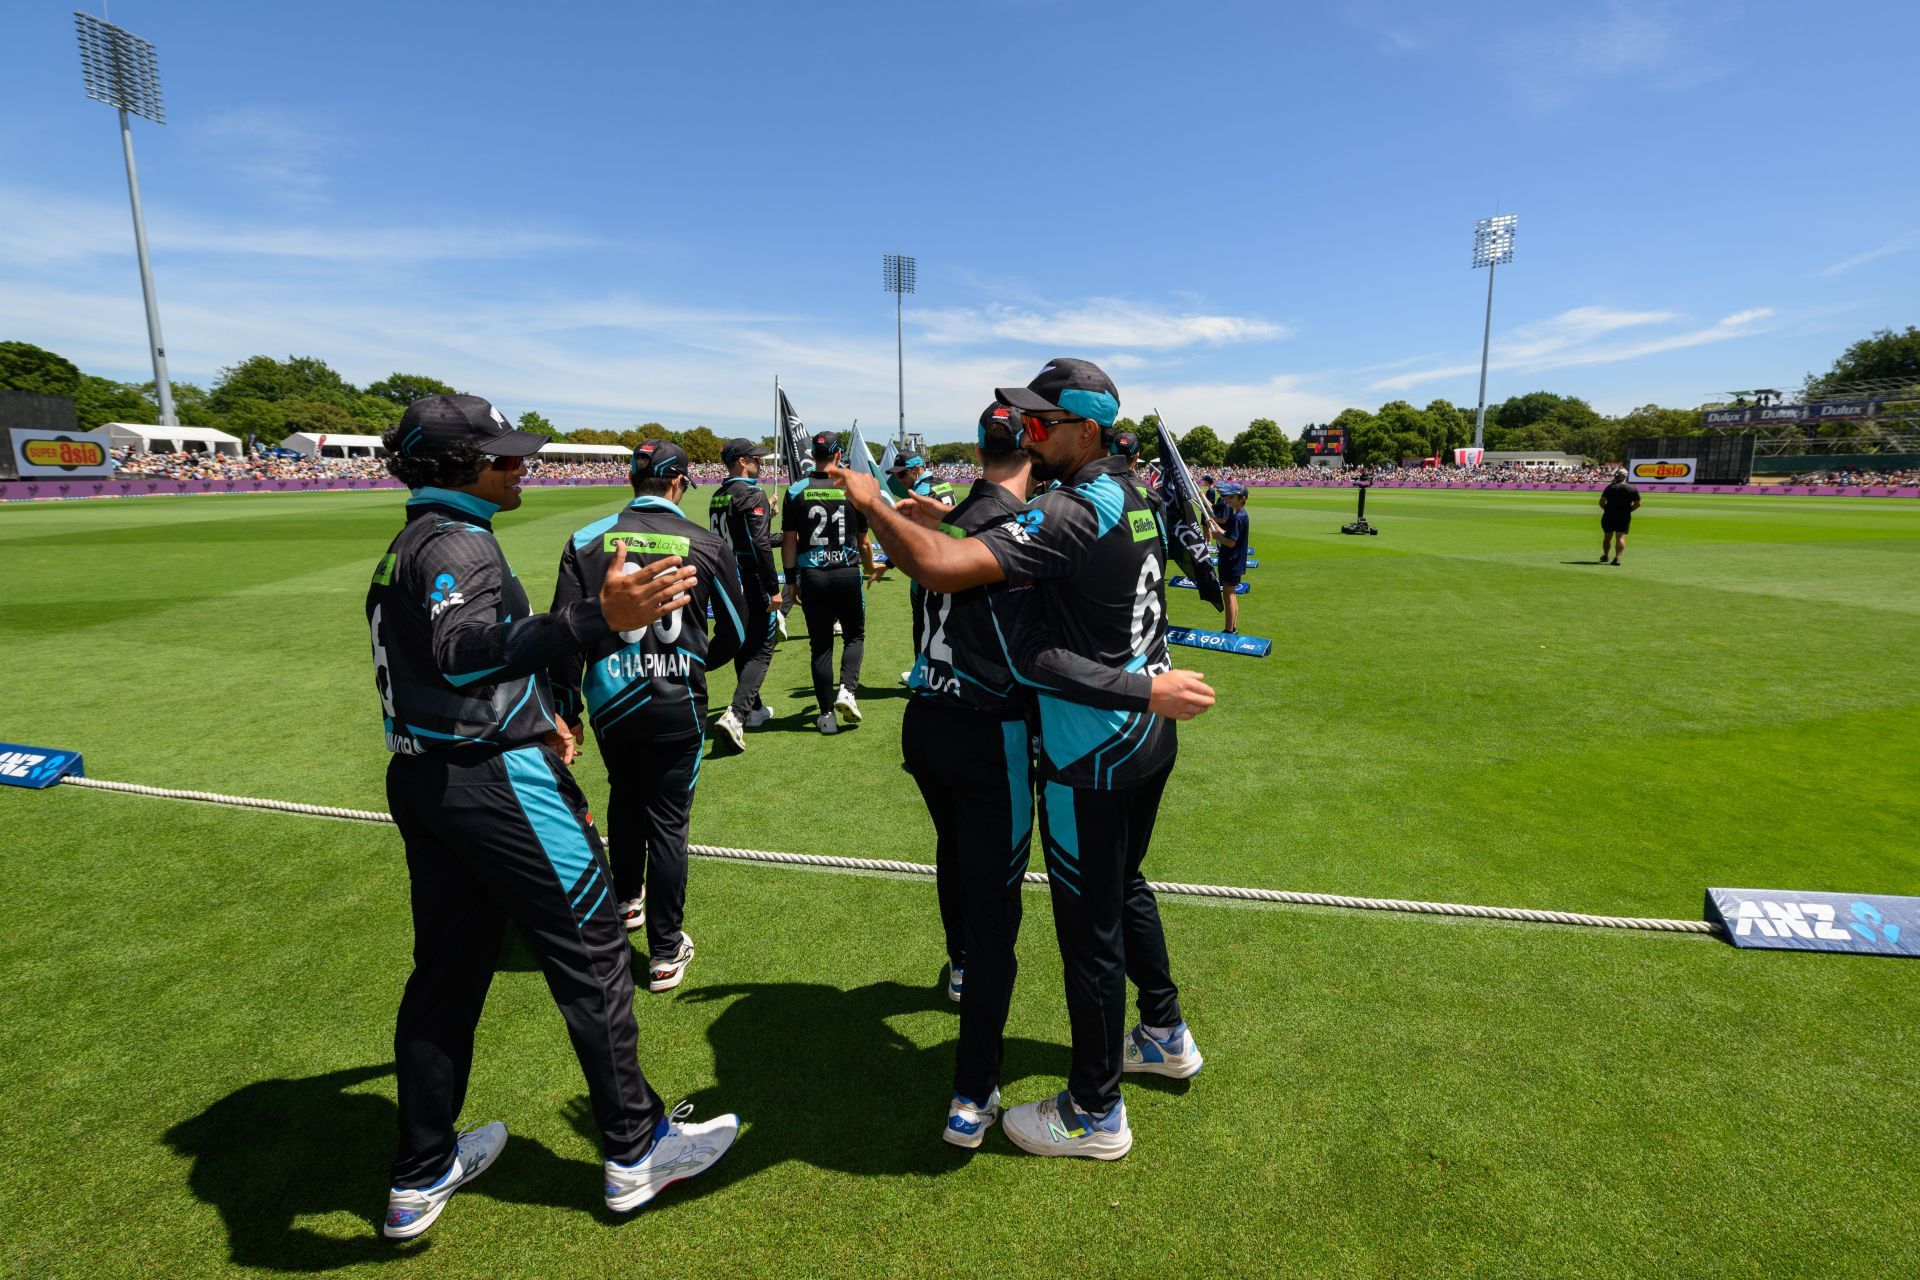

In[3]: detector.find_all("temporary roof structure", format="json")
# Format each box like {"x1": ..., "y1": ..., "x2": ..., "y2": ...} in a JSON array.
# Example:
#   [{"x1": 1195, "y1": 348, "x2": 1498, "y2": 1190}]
[{"x1": 105, "y1": 423, "x2": 243, "y2": 455}]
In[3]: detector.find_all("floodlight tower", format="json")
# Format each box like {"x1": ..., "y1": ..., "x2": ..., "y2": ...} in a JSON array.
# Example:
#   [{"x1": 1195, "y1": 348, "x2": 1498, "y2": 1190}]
[
  {"x1": 883, "y1": 253, "x2": 916, "y2": 449},
  {"x1": 75, "y1": 10, "x2": 176, "y2": 426},
  {"x1": 1470, "y1": 214, "x2": 1517, "y2": 449}
]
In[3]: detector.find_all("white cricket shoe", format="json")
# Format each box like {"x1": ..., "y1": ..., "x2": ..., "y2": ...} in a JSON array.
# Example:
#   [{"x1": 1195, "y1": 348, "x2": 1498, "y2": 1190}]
[
  {"x1": 900, "y1": 669, "x2": 915, "y2": 687},
  {"x1": 833, "y1": 620, "x2": 843, "y2": 636},
  {"x1": 744, "y1": 705, "x2": 774, "y2": 729},
  {"x1": 776, "y1": 612, "x2": 788, "y2": 639},
  {"x1": 943, "y1": 962, "x2": 964, "y2": 1005},
  {"x1": 942, "y1": 1089, "x2": 1000, "y2": 1149},
  {"x1": 714, "y1": 708, "x2": 746, "y2": 751},
  {"x1": 834, "y1": 687, "x2": 862, "y2": 725},
  {"x1": 816, "y1": 713, "x2": 838, "y2": 736},
  {"x1": 618, "y1": 894, "x2": 646, "y2": 934},
  {"x1": 604, "y1": 1102, "x2": 739, "y2": 1213},
  {"x1": 648, "y1": 933, "x2": 695, "y2": 993},
  {"x1": 1002, "y1": 1091, "x2": 1132, "y2": 1161},
  {"x1": 1122, "y1": 1021, "x2": 1204, "y2": 1078},
  {"x1": 382, "y1": 1121, "x2": 506, "y2": 1239}
]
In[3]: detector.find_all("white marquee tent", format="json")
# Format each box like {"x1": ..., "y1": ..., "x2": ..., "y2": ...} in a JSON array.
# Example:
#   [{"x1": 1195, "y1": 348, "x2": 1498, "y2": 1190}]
[
  {"x1": 281, "y1": 431, "x2": 386, "y2": 458},
  {"x1": 105, "y1": 423, "x2": 243, "y2": 456}
]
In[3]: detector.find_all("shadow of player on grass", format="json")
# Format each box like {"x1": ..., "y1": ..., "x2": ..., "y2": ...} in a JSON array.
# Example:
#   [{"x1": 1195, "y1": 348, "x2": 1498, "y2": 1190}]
[
  {"x1": 163, "y1": 1063, "x2": 586, "y2": 1273},
  {"x1": 669, "y1": 979, "x2": 1068, "y2": 1187}
]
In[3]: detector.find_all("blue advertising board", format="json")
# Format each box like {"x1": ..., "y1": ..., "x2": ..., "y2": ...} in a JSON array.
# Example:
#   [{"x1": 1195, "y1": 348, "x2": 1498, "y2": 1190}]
[
  {"x1": 1166, "y1": 626, "x2": 1271, "y2": 657},
  {"x1": 0, "y1": 742, "x2": 85, "y2": 789},
  {"x1": 1706, "y1": 887, "x2": 1917, "y2": 957}
]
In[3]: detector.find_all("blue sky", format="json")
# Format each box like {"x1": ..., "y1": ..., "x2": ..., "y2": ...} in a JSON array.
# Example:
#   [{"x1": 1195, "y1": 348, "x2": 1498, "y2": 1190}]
[{"x1": 2, "y1": 0, "x2": 1914, "y2": 440}]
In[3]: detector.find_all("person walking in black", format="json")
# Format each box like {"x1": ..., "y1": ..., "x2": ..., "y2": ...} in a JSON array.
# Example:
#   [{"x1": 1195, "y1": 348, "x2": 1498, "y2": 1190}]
[
  {"x1": 1600, "y1": 468, "x2": 1641, "y2": 564},
  {"x1": 708, "y1": 437, "x2": 782, "y2": 751},
  {"x1": 782, "y1": 431, "x2": 880, "y2": 735},
  {"x1": 550, "y1": 440, "x2": 750, "y2": 992},
  {"x1": 366, "y1": 397, "x2": 737, "y2": 1238}
]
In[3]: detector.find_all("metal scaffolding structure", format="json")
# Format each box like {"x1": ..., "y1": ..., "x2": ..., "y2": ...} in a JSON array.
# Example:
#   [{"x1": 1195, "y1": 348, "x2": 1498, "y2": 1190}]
[{"x1": 1700, "y1": 375, "x2": 1920, "y2": 456}]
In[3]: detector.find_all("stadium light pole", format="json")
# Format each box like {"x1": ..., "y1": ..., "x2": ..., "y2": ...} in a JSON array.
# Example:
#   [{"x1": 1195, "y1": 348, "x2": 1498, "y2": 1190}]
[
  {"x1": 76, "y1": 10, "x2": 176, "y2": 427},
  {"x1": 1470, "y1": 214, "x2": 1516, "y2": 450},
  {"x1": 883, "y1": 253, "x2": 915, "y2": 449}
]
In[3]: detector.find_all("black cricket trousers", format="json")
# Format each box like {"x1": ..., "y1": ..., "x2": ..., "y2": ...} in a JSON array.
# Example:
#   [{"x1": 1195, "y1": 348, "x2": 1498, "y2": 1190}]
[
  {"x1": 597, "y1": 734, "x2": 701, "y2": 965},
  {"x1": 385, "y1": 745, "x2": 664, "y2": 1187},
  {"x1": 728, "y1": 588, "x2": 777, "y2": 719},
  {"x1": 796, "y1": 566, "x2": 864, "y2": 715},
  {"x1": 1037, "y1": 761, "x2": 1184, "y2": 1114},
  {"x1": 901, "y1": 697, "x2": 1034, "y2": 1105}
]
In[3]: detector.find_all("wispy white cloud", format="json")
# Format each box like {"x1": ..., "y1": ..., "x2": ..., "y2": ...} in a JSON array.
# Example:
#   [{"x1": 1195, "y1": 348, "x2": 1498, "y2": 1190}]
[
  {"x1": 1491, "y1": 2, "x2": 1733, "y2": 108},
  {"x1": 1370, "y1": 305, "x2": 1776, "y2": 391},
  {"x1": 1816, "y1": 229, "x2": 1920, "y2": 278},
  {"x1": 0, "y1": 187, "x2": 598, "y2": 266},
  {"x1": 917, "y1": 299, "x2": 1289, "y2": 351},
  {"x1": 196, "y1": 108, "x2": 339, "y2": 206}
]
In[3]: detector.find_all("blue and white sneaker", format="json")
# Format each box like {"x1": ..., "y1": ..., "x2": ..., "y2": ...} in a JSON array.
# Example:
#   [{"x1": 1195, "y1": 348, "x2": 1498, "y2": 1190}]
[
  {"x1": 943, "y1": 962, "x2": 965, "y2": 1005},
  {"x1": 1002, "y1": 1091, "x2": 1132, "y2": 1160},
  {"x1": 604, "y1": 1102, "x2": 739, "y2": 1213},
  {"x1": 942, "y1": 1088, "x2": 1000, "y2": 1149},
  {"x1": 382, "y1": 1120, "x2": 506, "y2": 1239},
  {"x1": 1122, "y1": 1021, "x2": 1204, "y2": 1078}
]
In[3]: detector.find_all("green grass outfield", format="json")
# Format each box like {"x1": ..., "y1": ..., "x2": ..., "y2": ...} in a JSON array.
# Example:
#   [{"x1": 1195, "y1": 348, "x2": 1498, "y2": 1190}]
[{"x1": 2, "y1": 484, "x2": 1916, "y2": 1278}]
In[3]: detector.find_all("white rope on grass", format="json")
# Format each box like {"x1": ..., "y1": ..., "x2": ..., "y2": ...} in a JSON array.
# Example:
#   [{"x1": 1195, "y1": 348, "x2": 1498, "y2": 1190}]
[{"x1": 57, "y1": 775, "x2": 1721, "y2": 936}]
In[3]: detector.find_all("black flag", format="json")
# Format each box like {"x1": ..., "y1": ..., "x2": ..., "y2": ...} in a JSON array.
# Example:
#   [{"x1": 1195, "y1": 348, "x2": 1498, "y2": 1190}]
[
  {"x1": 1152, "y1": 410, "x2": 1224, "y2": 611},
  {"x1": 776, "y1": 388, "x2": 810, "y2": 484}
]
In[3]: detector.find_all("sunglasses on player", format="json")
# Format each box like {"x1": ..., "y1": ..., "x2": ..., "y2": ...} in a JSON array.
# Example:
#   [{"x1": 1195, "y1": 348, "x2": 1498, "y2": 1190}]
[
  {"x1": 488, "y1": 454, "x2": 527, "y2": 471},
  {"x1": 1020, "y1": 412, "x2": 1086, "y2": 443}
]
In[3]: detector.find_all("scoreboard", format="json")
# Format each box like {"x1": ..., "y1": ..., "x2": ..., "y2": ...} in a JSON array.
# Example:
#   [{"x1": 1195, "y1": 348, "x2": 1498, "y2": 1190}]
[{"x1": 1303, "y1": 425, "x2": 1346, "y2": 456}]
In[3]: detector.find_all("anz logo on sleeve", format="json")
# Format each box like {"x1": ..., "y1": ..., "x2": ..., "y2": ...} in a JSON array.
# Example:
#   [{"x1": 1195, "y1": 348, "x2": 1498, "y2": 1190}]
[{"x1": 1707, "y1": 888, "x2": 1917, "y2": 957}]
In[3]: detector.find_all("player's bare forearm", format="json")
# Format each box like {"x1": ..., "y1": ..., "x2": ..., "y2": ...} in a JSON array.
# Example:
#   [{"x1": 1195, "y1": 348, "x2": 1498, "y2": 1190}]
[{"x1": 830, "y1": 465, "x2": 1001, "y2": 591}]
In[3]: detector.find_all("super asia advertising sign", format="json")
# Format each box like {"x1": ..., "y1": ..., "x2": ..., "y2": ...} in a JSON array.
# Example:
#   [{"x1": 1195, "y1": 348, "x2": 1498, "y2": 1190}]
[{"x1": 12, "y1": 428, "x2": 117, "y2": 477}]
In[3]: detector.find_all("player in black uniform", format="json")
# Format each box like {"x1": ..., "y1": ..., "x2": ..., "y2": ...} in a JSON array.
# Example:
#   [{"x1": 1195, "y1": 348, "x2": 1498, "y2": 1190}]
[
  {"x1": 894, "y1": 405, "x2": 1037, "y2": 1147},
  {"x1": 365, "y1": 396, "x2": 736, "y2": 1236},
  {"x1": 550, "y1": 440, "x2": 750, "y2": 992},
  {"x1": 782, "y1": 431, "x2": 879, "y2": 734},
  {"x1": 886, "y1": 451, "x2": 961, "y2": 685},
  {"x1": 1599, "y1": 468, "x2": 1641, "y2": 564},
  {"x1": 835, "y1": 359, "x2": 1216, "y2": 1161},
  {"x1": 708, "y1": 437, "x2": 781, "y2": 750}
]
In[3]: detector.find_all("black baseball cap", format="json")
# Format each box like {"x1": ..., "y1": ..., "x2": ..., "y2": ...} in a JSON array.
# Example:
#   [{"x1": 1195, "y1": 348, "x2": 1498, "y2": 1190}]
[
  {"x1": 978, "y1": 402, "x2": 1024, "y2": 453},
  {"x1": 810, "y1": 431, "x2": 841, "y2": 459},
  {"x1": 1110, "y1": 430, "x2": 1140, "y2": 459},
  {"x1": 631, "y1": 439, "x2": 698, "y2": 486},
  {"x1": 886, "y1": 453, "x2": 926, "y2": 473},
  {"x1": 722, "y1": 437, "x2": 772, "y2": 464},
  {"x1": 396, "y1": 394, "x2": 549, "y2": 458},
  {"x1": 995, "y1": 358, "x2": 1120, "y2": 428}
]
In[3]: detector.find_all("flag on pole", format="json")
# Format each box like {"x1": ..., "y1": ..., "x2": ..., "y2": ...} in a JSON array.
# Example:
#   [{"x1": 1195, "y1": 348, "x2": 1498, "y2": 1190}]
[
  {"x1": 1151, "y1": 409, "x2": 1224, "y2": 611},
  {"x1": 843, "y1": 422, "x2": 893, "y2": 505},
  {"x1": 776, "y1": 387, "x2": 810, "y2": 485}
]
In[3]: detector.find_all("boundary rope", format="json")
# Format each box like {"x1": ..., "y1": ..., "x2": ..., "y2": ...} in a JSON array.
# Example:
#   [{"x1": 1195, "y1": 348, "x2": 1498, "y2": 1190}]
[{"x1": 56, "y1": 775, "x2": 1721, "y2": 936}]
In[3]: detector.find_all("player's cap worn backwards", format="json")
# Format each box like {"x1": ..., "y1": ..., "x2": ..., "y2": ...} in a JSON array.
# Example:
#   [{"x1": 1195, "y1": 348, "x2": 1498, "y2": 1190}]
[
  {"x1": 887, "y1": 453, "x2": 926, "y2": 473},
  {"x1": 994, "y1": 357, "x2": 1122, "y2": 429},
  {"x1": 811, "y1": 431, "x2": 840, "y2": 456},
  {"x1": 395, "y1": 393, "x2": 551, "y2": 458},
  {"x1": 632, "y1": 439, "x2": 699, "y2": 486},
  {"x1": 721, "y1": 437, "x2": 772, "y2": 465}
]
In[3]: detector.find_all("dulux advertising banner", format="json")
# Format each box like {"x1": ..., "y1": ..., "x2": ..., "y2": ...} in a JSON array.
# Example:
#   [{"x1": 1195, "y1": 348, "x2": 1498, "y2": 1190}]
[
  {"x1": 1706, "y1": 887, "x2": 1917, "y2": 957},
  {"x1": 1628, "y1": 457, "x2": 1698, "y2": 484},
  {"x1": 12, "y1": 428, "x2": 117, "y2": 478}
]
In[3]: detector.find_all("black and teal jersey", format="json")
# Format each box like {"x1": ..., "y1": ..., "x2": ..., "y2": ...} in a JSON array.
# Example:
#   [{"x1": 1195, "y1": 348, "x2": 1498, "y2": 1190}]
[
  {"x1": 548, "y1": 496, "x2": 750, "y2": 743},
  {"x1": 907, "y1": 479, "x2": 1028, "y2": 718},
  {"x1": 366, "y1": 487, "x2": 602, "y2": 756},
  {"x1": 975, "y1": 455, "x2": 1174, "y2": 790},
  {"x1": 783, "y1": 472, "x2": 868, "y2": 569},
  {"x1": 913, "y1": 475, "x2": 957, "y2": 507},
  {"x1": 708, "y1": 476, "x2": 780, "y2": 597}
]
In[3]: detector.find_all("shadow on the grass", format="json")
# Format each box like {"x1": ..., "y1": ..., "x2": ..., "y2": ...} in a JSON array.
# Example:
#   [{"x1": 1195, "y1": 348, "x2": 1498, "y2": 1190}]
[
  {"x1": 163, "y1": 1064, "x2": 590, "y2": 1273},
  {"x1": 675, "y1": 979, "x2": 1069, "y2": 1183}
]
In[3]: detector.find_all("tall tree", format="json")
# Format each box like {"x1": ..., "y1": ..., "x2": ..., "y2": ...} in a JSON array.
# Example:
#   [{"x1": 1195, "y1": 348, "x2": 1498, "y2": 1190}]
[
  {"x1": 363, "y1": 372, "x2": 459, "y2": 407},
  {"x1": 73, "y1": 377, "x2": 156, "y2": 430},
  {"x1": 679, "y1": 426, "x2": 724, "y2": 463},
  {"x1": 210, "y1": 355, "x2": 355, "y2": 413},
  {"x1": 0, "y1": 341, "x2": 82, "y2": 397},
  {"x1": 1225, "y1": 418, "x2": 1289, "y2": 466},
  {"x1": 1177, "y1": 424, "x2": 1226, "y2": 467},
  {"x1": 1816, "y1": 326, "x2": 1920, "y2": 391},
  {"x1": 280, "y1": 400, "x2": 358, "y2": 438},
  {"x1": 514, "y1": 410, "x2": 559, "y2": 440}
]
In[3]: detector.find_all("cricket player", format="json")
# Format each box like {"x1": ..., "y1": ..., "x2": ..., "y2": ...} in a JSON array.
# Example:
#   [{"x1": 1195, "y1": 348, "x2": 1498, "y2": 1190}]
[
  {"x1": 366, "y1": 396, "x2": 736, "y2": 1237},
  {"x1": 835, "y1": 359, "x2": 1216, "y2": 1161},
  {"x1": 550, "y1": 440, "x2": 749, "y2": 992},
  {"x1": 709, "y1": 437, "x2": 782, "y2": 749},
  {"x1": 783, "y1": 432, "x2": 881, "y2": 733}
]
